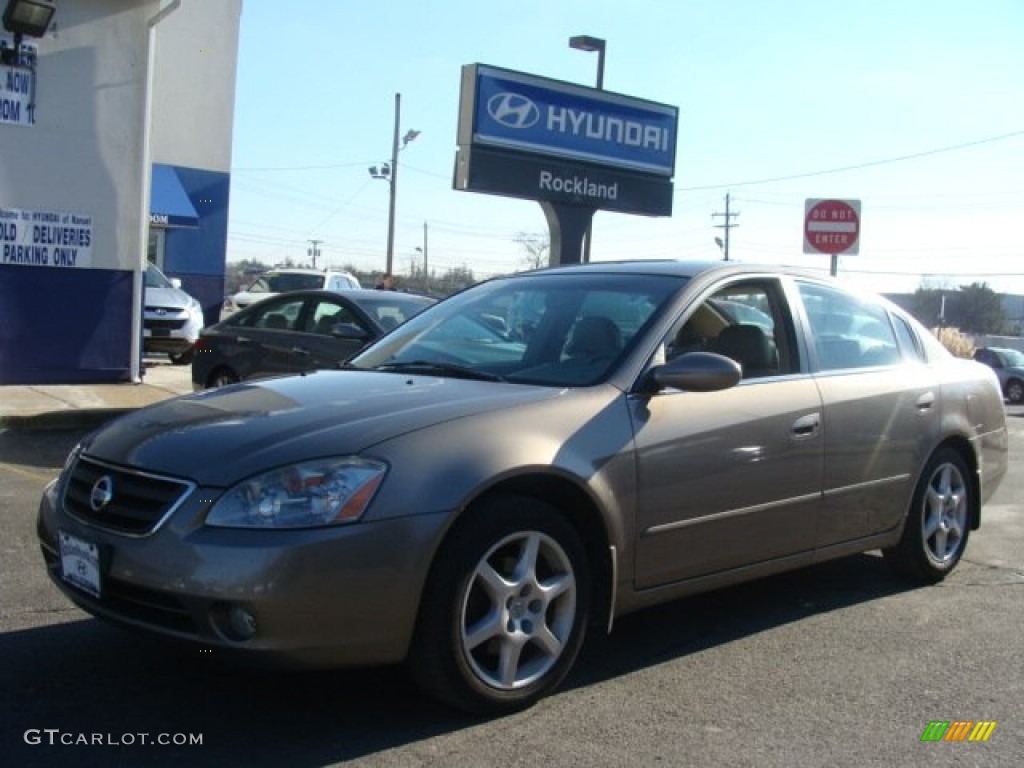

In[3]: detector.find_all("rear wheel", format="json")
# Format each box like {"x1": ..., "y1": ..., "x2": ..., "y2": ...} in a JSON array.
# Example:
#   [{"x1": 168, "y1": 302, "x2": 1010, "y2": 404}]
[
  {"x1": 884, "y1": 447, "x2": 972, "y2": 583},
  {"x1": 1006, "y1": 378, "x2": 1024, "y2": 404},
  {"x1": 409, "y1": 496, "x2": 590, "y2": 715}
]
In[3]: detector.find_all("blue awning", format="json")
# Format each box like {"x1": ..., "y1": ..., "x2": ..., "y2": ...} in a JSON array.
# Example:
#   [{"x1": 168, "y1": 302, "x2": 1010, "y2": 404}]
[{"x1": 149, "y1": 164, "x2": 199, "y2": 228}]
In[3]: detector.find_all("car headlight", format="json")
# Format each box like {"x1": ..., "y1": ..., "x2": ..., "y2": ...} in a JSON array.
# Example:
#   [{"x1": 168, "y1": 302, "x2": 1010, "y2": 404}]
[{"x1": 205, "y1": 458, "x2": 387, "y2": 529}]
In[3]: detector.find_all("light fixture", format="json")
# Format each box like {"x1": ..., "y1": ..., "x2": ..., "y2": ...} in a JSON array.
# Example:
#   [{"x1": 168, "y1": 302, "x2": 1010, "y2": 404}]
[
  {"x1": 3, "y1": 0, "x2": 55, "y2": 38},
  {"x1": 2, "y1": 0, "x2": 55, "y2": 66}
]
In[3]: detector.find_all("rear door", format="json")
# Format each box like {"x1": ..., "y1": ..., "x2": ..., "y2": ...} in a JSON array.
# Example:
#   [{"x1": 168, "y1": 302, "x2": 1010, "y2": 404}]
[
  {"x1": 631, "y1": 277, "x2": 825, "y2": 588},
  {"x1": 794, "y1": 280, "x2": 941, "y2": 545},
  {"x1": 227, "y1": 295, "x2": 311, "y2": 379}
]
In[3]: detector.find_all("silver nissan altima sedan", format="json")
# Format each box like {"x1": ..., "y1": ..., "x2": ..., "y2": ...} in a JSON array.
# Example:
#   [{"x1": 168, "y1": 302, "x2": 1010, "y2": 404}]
[{"x1": 38, "y1": 260, "x2": 1008, "y2": 714}]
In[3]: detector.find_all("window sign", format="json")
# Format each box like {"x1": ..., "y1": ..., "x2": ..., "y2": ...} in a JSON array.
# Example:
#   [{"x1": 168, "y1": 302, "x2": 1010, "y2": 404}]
[
  {"x1": 0, "y1": 34, "x2": 38, "y2": 127},
  {"x1": 0, "y1": 207, "x2": 93, "y2": 268}
]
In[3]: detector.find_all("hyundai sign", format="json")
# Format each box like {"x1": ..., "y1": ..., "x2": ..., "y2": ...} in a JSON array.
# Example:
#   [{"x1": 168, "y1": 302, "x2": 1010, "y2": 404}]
[{"x1": 458, "y1": 64, "x2": 678, "y2": 177}]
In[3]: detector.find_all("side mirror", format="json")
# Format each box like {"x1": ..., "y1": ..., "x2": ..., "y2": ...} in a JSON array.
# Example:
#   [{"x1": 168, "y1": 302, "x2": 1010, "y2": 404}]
[
  {"x1": 330, "y1": 323, "x2": 371, "y2": 341},
  {"x1": 170, "y1": 277, "x2": 182, "y2": 290},
  {"x1": 637, "y1": 351, "x2": 742, "y2": 394}
]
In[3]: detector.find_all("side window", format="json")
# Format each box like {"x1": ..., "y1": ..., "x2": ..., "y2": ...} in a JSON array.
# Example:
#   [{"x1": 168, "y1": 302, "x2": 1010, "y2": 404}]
[
  {"x1": 245, "y1": 298, "x2": 305, "y2": 331},
  {"x1": 306, "y1": 300, "x2": 362, "y2": 335},
  {"x1": 892, "y1": 314, "x2": 925, "y2": 362},
  {"x1": 662, "y1": 280, "x2": 791, "y2": 379},
  {"x1": 798, "y1": 282, "x2": 900, "y2": 371}
]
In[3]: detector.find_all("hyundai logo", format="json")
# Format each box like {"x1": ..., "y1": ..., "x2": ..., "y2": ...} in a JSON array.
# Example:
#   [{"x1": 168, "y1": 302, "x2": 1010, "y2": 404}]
[
  {"x1": 486, "y1": 92, "x2": 540, "y2": 129},
  {"x1": 90, "y1": 476, "x2": 114, "y2": 512}
]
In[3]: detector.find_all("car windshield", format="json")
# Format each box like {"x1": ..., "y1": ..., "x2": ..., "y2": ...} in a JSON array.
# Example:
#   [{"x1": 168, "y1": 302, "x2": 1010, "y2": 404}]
[
  {"x1": 353, "y1": 294, "x2": 435, "y2": 330},
  {"x1": 249, "y1": 272, "x2": 325, "y2": 293},
  {"x1": 997, "y1": 348, "x2": 1024, "y2": 367},
  {"x1": 144, "y1": 264, "x2": 173, "y2": 289},
  {"x1": 349, "y1": 272, "x2": 685, "y2": 386}
]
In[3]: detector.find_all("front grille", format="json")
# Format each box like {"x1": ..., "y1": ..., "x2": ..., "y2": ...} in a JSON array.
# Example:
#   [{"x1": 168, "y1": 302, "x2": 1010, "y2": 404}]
[
  {"x1": 64, "y1": 456, "x2": 194, "y2": 536},
  {"x1": 145, "y1": 317, "x2": 187, "y2": 331}
]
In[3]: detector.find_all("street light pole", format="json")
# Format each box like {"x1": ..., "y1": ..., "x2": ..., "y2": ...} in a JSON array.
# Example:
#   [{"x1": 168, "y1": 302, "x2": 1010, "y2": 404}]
[
  {"x1": 386, "y1": 93, "x2": 400, "y2": 277},
  {"x1": 569, "y1": 35, "x2": 606, "y2": 263},
  {"x1": 369, "y1": 93, "x2": 419, "y2": 278}
]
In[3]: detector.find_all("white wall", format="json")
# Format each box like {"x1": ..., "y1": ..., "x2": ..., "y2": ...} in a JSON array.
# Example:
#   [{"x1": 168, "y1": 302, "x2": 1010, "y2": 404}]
[
  {"x1": 1, "y1": 0, "x2": 157, "y2": 271},
  {"x1": 151, "y1": 0, "x2": 242, "y2": 171}
]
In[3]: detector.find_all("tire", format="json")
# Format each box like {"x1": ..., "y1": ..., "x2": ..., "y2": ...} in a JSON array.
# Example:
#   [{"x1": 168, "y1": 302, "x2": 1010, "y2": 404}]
[
  {"x1": 206, "y1": 367, "x2": 240, "y2": 389},
  {"x1": 169, "y1": 348, "x2": 195, "y2": 366},
  {"x1": 1006, "y1": 378, "x2": 1024, "y2": 404},
  {"x1": 883, "y1": 447, "x2": 973, "y2": 583},
  {"x1": 409, "y1": 496, "x2": 590, "y2": 715}
]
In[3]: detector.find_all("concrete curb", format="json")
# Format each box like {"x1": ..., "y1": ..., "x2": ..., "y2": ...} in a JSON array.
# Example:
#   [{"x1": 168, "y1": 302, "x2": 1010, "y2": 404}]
[{"x1": 0, "y1": 408, "x2": 136, "y2": 432}]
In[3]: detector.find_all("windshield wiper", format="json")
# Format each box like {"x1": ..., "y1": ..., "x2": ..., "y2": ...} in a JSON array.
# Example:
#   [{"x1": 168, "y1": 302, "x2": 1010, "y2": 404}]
[{"x1": 375, "y1": 360, "x2": 506, "y2": 382}]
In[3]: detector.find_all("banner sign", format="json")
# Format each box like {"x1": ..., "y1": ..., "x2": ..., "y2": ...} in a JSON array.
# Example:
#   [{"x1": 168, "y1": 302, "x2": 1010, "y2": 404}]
[
  {"x1": 455, "y1": 146, "x2": 673, "y2": 216},
  {"x1": 0, "y1": 206, "x2": 93, "y2": 268},
  {"x1": 458, "y1": 64, "x2": 678, "y2": 177}
]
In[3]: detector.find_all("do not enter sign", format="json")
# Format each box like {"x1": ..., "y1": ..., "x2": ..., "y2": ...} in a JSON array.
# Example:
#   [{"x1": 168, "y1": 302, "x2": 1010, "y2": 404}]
[{"x1": 804, "y1": 199, "x2": 861, "y2": 255}]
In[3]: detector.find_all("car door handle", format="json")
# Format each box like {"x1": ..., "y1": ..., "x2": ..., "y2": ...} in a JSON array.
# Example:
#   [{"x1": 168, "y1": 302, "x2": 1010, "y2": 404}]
[
  {"x1": 290, "y1": 347, "x2": 311, "y2": 357},
  {"x1": 916, "y1": 392, "x2": 936, "y2": 411},
  {"x1": 792, "y1": 413, "x2": 820, "y2": 438}
]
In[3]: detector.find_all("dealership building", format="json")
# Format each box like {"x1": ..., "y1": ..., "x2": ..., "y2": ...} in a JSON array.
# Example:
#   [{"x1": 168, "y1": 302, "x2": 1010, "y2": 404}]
[{"x1": 0, "y1": 0, "x2": 241, "y2": 384}]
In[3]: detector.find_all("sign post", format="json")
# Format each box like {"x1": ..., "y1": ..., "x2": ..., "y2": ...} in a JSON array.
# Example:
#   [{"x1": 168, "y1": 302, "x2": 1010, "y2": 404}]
[{"x1": 803, "y1": 198, "x2": 861, "y2": 276}]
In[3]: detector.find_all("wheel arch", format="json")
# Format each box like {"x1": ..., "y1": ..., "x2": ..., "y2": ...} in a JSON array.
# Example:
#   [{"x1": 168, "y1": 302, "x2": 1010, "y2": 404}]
[{"x1": 436, "y1": 473, "x2": 617, "y2": 638}]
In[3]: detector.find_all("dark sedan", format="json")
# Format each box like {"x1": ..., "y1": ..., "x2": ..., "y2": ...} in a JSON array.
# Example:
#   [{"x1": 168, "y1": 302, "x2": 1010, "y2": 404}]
[{"x1": 190, "y1": 289, "x2": 434, "y2": 389}]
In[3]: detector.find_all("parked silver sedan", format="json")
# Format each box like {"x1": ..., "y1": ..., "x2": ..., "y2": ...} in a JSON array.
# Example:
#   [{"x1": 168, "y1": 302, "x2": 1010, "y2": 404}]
[{"x1": 37, "y1": 260, "x2": 1008, "y2": 715}]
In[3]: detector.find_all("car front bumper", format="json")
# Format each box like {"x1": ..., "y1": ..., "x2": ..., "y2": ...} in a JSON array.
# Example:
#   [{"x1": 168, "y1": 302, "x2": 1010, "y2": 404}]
[{"x1": 37, "y1": 478, "x2": 450, "y2": 667}]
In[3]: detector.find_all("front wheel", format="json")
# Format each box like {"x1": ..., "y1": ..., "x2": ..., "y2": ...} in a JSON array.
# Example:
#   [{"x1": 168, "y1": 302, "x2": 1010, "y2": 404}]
[
  {"x1": 884, "y1": 447, "x2": 973, "y2": 583},
  {"x1": 206, "y1": 367, "x2": 240, "y2": 388},
  {"x1": 169, "y1": 348, "x2": 195, "y2": 366},
  {"x1": 409, "y1": 496, "x2": 590, "y2": 715}
]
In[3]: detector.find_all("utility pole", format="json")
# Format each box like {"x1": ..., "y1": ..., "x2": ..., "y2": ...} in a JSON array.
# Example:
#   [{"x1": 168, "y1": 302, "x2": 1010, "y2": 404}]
[
  {"x1": 421, "y1": 221, "x2": 428, "y2": 292},
  {"x1": 712, "y1": 192, "x2": 740, "y2": 261},
  {"x1": 307, "y1": 239, "x2": 323, "y2": 269}
]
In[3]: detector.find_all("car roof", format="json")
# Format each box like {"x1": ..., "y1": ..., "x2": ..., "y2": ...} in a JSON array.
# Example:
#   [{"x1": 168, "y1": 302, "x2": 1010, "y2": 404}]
[
  {"x1": 523, "y1": 258, "x2": 827, "y2": 282},
  {"x1": 262, "y1": 267, "x2": 355, "y2": 276}
]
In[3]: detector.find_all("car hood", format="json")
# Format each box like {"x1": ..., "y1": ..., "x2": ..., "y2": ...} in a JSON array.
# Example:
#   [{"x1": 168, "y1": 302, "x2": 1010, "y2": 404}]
[
  {"x1": 80, "y1": 371, "x2": 563, "y2": 485},
  {"x1": 230, "y1": 290, "x2": 277, "y2": 307},
  {"x1": 146, "y1": 285, "x2": 194, "y2": 311}
]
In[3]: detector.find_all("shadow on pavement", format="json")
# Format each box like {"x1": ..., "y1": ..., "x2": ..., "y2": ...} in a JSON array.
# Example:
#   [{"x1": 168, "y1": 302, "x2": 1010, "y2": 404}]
[{"x1": 2, "y1": 552, "x2": 914, "y2": 767}]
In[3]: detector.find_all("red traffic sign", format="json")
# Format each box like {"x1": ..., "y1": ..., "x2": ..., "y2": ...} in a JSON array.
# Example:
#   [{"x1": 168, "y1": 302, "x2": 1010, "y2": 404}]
[{"x1": 803, "y1": 199, "x2": 861, "y2": 255}]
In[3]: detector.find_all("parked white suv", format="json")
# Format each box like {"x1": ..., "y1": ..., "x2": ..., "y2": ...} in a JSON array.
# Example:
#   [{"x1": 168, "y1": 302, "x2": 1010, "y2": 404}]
[
  {"x1": 144, "y1": 263, "x2": 205, "y2": 365},
  {"x1": 220, "y1": 268, "x2": 362, "y2": 321}
]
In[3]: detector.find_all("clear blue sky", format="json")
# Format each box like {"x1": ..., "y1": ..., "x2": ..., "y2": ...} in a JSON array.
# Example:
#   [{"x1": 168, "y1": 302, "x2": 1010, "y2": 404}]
[{"x1": 227, "y1": 0, "x2": 1024, "y2": 294}]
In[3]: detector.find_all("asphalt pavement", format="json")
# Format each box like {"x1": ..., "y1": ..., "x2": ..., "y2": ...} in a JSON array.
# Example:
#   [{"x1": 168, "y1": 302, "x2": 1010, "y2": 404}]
[{"x1": 0, "y1": 358, "x2": 194, "y2": 431}]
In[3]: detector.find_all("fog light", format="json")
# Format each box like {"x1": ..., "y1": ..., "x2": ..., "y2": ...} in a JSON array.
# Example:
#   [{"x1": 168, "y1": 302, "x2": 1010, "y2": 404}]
[
  {"x1": 211, "y1": 602, "x2": 257, "y2": 642},
  {"x1": 229, "y1": 606, "x2": 257, "y2": 639}
]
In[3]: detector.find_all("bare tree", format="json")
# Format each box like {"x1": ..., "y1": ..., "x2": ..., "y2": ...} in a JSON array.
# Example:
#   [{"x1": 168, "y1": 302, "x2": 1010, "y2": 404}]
[{"x1": 514, "y1": 232, "x2": 550, "y2": 271}]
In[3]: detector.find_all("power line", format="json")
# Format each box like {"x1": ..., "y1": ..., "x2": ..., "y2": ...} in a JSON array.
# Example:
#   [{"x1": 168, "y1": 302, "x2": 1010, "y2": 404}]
[{"x1": 678, "y1": 129, "x2": 1024, "y2": 192}]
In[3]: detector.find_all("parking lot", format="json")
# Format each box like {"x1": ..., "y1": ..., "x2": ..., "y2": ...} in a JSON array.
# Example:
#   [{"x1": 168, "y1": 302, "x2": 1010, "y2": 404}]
[{"x1": 1, "y1": 403, "x2": 1022, "y2": 767}]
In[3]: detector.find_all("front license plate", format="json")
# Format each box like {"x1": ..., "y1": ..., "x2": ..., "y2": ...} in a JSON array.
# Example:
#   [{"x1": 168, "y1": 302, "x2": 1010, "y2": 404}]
[{"x1": 59, "y1": 530, "x2": 101, "y2": 598}]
